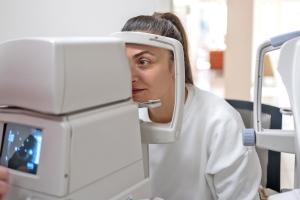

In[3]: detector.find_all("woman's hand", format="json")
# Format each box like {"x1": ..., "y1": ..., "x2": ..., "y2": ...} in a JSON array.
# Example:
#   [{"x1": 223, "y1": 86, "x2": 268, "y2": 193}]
[{"x1": 0, "y1": 166, "x2": 9, "y2": 200}]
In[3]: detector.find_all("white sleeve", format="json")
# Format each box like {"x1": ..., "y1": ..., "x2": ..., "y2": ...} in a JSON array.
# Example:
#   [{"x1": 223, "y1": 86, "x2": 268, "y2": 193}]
[{"x1": 205, "y1": 110, "x2": 261, "y2": 200}]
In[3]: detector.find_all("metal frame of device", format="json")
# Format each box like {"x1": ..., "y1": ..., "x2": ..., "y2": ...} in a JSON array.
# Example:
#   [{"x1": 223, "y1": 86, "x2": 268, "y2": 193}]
[
  {"x1": 243, "y1": 31, "x2": 300, "y2": 154},
  {"x1": 112, "y1": 32, "x2": 185, "y2": 144},
  {"x1": 241, "y1": 31, "x2": 300, "y2": 197}
]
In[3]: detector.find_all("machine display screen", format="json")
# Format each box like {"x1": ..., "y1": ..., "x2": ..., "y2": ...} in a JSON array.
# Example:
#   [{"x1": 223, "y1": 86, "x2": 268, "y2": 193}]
[{"x1": 0, "y1": 123, "x2": 43, "y2": 175}]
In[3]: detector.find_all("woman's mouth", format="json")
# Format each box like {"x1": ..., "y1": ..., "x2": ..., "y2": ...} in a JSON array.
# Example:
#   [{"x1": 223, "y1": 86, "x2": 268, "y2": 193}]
[{"x1": 132, "y1": 88, "x2": 146, "y2": 94}]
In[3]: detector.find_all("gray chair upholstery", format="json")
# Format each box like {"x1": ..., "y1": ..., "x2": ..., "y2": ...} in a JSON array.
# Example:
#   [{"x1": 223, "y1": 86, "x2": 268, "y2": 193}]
[{"x1": 226, "y1": 99, "x2": 282, "y2": 192}]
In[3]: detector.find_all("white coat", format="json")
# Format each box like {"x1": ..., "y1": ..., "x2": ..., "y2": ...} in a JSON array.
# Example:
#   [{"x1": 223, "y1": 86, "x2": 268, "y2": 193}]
[{"x1": 142, "y1": 84, "x2": 261, "y2": 200}]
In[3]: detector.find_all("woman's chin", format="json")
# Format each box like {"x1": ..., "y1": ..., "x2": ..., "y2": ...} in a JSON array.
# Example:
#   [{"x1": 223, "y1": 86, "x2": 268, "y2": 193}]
[
  {"x1": 132, "y1": 95, "x2": 150, "y2": 103},
  {"x1": 133, "y1": 98, "x2": 146, "y2": 103}
]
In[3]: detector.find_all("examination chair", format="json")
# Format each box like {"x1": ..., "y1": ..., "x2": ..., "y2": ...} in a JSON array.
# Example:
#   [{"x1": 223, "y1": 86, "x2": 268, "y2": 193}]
[{"x1": 226, "y1": 99, "x2": 282, "y2": 192}]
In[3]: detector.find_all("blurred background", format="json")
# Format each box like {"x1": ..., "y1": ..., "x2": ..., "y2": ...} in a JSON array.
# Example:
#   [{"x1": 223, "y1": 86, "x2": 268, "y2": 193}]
[{"x1": 171, "y1": 1, "x2": 300, "y2": 191}]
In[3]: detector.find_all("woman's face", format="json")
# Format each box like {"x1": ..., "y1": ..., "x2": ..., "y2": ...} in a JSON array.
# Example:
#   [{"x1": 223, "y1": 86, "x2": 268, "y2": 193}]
[{"x1": 126, "y1": 44, "x2": 175, "y2": 104}]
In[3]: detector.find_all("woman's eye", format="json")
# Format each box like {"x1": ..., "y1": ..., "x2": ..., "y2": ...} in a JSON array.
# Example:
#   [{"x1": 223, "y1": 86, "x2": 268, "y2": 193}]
[{"x1": 137, "y1": 58, "x2": 151, "y2": 66}]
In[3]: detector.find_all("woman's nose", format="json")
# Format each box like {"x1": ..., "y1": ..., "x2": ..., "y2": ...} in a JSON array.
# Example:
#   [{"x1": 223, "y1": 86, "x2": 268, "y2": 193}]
[{"x1": 131, "y1": 68, "x2": 138, "y2": 84}]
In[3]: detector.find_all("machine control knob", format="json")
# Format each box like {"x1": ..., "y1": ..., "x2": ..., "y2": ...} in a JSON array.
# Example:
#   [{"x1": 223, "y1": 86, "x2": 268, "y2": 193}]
[{"x1": 243, "y1": 128, "x2": 256, "y2": 146}]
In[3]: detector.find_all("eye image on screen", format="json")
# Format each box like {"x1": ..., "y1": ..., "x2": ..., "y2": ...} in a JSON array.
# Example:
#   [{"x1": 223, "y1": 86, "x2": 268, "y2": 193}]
[{"x1": 0, "y1": 123, "x2": 43, "y2": 174}]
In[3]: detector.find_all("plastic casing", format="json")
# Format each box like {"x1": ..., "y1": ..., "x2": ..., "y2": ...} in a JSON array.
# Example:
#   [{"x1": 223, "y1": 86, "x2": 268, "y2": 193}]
[
  {"x1": 0, "y1": 38, "x2": 131, "y2": 114},
  {"x1": 111, "y1": 32, "x2": 185, "y2": 144}
]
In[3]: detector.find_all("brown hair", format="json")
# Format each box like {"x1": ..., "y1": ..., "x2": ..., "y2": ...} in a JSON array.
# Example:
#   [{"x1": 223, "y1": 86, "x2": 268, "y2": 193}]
[{"x1": 121, "y1": 12, "x2": 194, "y2": 85}]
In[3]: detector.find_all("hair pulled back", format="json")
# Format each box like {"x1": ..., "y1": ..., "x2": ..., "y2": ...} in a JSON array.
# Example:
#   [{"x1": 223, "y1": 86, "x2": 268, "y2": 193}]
[{"x1": 122, "y1": 12, "x2": 194, "y2": 85}]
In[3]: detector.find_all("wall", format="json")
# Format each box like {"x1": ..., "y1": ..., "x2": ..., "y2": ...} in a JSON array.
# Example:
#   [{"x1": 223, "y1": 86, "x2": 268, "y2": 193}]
[
  {"x1": 224, "y1": 0, "x2": 254, "y2": 100},
  {"x1": 0, "y1": 0, "x2": 167, "y2": 42},
  {"x1": 154, "y1": 0, "x2": 173, "y2": 12}
]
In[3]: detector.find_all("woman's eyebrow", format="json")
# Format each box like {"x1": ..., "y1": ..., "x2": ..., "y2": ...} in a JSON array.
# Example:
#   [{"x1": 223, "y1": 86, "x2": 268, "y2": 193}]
[{"x1": 133, "y1": 50, "x2": 155, "y2": 59}]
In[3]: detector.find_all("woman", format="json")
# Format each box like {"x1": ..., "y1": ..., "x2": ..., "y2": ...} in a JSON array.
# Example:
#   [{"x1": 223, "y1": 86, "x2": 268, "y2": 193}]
[{"x1": 123, "y1": 12, "x2": 261, "y2": 199}]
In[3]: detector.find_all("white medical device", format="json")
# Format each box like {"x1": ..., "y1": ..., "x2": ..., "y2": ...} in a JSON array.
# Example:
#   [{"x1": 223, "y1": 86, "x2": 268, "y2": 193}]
[
  {"x1": 0, "y1": 33, "x2": 185, "y2": 200},
  {"x1": 243, "y1": 31, "x2": 300, "y2": 199}
]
